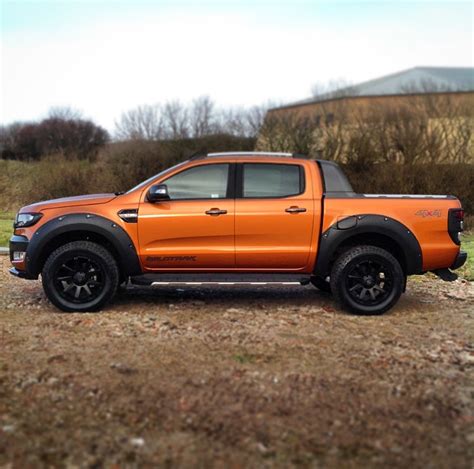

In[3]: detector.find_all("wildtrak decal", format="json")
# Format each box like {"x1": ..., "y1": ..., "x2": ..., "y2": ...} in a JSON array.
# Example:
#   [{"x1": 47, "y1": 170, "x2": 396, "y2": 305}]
[
  {"x1": 415, "y1": 209, "x2": 441, "y2": 218},
  {"x1": 146, "y1": 256, "x2": 197, "y2": 262}
]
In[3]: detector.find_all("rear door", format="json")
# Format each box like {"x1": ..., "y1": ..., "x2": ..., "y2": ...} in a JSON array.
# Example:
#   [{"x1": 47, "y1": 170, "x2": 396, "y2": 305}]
[{"x1": 235, "y1": 162, "x2": 314, "y2": 269}]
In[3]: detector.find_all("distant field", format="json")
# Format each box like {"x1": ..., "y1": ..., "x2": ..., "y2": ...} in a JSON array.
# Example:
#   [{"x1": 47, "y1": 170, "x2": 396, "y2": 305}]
[{"x1": 0, "y1": 212, "x2": 14, "y2": 248}]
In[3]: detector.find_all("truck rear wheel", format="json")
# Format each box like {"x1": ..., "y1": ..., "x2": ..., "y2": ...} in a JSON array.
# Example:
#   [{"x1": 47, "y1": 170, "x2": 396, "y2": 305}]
[
  {"x1": 330, "y1": 245, "x2": 404, "y2": 315},
  {"x1": 42, "y1": 241, "x2": 119, "y2": 312}
]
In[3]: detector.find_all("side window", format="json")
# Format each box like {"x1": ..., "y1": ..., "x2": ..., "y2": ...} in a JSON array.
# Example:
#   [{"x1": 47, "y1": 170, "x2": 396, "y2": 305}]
[
  {"x1": 242, "y1": 163, "x2": 303, "y2": 198},
  {"x1": 164, "y1": 164, "x2": 229, "y2": 200}
]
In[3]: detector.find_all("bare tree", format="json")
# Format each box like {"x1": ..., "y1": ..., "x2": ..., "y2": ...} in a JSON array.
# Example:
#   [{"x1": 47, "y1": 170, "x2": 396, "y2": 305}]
[
  {"x1": 115, "y1": 105, "x2": 164, "y2": 141},
  {"x1": 48, "y1": 106, "x2": 83, "y2": 120},
  {"x1": 162, "y1": 101, "x2": 189, "y2": 139},
  {"x1": 189, "y1": 96, "x2": 215, "y2": 137}
]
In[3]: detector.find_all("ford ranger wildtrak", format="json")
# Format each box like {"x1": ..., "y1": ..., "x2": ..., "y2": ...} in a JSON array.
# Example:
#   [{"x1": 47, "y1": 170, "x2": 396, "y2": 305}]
[{"x1": 9, "y1": 152, "x2": 467, "y2": 315}]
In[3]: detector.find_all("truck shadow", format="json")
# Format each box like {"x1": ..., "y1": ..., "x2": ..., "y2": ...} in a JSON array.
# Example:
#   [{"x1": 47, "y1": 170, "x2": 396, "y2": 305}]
[{"x1": 111, "y1": 284, "x2": 337, "y2": 311}]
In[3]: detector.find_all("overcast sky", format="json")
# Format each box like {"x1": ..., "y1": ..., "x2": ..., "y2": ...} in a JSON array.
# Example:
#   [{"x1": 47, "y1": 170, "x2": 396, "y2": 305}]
[{"x1": 1, "y1": 0, "x2": 473, "y2": 132}]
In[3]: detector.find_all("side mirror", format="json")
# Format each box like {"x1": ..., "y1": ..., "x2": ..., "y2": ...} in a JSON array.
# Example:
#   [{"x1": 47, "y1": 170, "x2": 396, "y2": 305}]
[{"x1": 147, "y1": 184, "x2": 170, "y2": 202}]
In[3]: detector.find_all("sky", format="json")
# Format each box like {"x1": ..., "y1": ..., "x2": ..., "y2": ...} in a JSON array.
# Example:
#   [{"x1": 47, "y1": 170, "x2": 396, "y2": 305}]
[{"x1": 1, "y1": 0, "x2": 473, "y2": 132}]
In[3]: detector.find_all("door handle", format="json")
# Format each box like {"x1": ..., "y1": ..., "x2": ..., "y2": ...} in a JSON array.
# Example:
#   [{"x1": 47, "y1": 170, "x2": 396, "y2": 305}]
[
  {"x1": 285, "y1": 206, "x2": 307, "y2": 214},
  {"x1": 205, "y1": 208, "x2": 227, "y2": 216}
]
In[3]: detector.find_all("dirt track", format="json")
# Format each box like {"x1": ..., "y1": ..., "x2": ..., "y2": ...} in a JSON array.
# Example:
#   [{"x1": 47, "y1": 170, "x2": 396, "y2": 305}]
[{"x1": 0, "y1": 255, "x2": 473, "y2": 468}]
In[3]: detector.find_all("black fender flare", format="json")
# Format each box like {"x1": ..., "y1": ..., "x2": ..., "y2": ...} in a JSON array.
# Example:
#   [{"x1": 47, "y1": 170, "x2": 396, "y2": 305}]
[
  {"x1": 25, "y1": 213, "x2": 142, "y2": 278},
  {"x1": 314, "y1": 214, "x2": 423, "y2": 277}
]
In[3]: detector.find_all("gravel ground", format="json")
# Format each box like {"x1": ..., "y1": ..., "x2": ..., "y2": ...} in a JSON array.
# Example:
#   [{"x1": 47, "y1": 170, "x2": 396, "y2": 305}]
[{"x1": 0, "y1": 255, "x2": 473, "y2": 468}]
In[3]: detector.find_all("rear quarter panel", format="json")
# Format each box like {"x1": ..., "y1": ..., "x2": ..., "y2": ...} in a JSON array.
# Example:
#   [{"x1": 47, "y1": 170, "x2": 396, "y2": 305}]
[{"x1": 322, "y1": 197, "x2": 462, "y2": 271}]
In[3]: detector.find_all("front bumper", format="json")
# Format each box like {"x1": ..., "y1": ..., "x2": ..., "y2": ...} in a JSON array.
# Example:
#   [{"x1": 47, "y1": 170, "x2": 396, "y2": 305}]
[
  {"x1": 451, "y1": 250, "x2": 467, "y2": 270},
  {"x1": 9, "y1": 234, "x2": 31, "y2": 279},
  {"x1": 9, "y1": 234, "x2": 29, "y2": 261}
]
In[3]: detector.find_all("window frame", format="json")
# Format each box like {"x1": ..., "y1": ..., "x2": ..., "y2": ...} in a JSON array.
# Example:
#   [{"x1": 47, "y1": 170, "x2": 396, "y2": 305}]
[
  {"x1": 236, "y1": 162, "x2": 306, "y2": 199},
  {"x1": 160, "y1": 162, "x2": 236, "y2": 201}
]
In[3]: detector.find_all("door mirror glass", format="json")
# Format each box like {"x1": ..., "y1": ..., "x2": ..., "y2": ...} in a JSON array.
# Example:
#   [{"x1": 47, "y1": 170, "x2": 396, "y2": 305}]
[{"x1": 147, "y1": 184, "x2": 170, "y2": 202}]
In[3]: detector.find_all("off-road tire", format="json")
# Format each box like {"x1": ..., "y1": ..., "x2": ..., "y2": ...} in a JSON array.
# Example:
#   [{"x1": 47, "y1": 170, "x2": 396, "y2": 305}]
[
  {"x1": 310, "y1": 276, "x2": 332, "y2": 293},
  {"x1": 330, "y1": 245, "x2": 404, "y2": 315},
  {"x1": 42, "y1": 241, "x2": 119, "y2": 312}
]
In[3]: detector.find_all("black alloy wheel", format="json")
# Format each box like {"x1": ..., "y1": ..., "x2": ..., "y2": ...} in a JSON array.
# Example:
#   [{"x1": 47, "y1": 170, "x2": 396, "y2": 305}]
[
  {"x1": 345, "y1": 259, "x2": 393, "y2": 306},
  {"x1": 330, "y1": 245, "x2": 404, "y2": 315},
  {"x1": 54, "y1": 255, "x2": 105, "y2": 304},
  {"x1": 42, "y1": 241, "x2": 119, "y2": 312}
]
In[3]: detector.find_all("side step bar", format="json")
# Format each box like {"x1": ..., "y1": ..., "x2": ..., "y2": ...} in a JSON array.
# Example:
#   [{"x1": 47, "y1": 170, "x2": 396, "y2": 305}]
[{"x1": 130, "y1": 273, "x2": 312, "y2": 286}]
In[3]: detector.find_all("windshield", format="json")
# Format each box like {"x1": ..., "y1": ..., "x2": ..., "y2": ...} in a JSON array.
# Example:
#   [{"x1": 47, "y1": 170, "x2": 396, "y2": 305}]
[{"x1": 125, "y1": 160, "x2": 189, "y2": 194}]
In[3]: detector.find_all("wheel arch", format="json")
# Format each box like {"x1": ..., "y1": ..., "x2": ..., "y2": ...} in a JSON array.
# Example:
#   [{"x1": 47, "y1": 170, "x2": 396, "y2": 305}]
[
  {"x1": 314, "y1": 214, "x2": 423, "y2": 278},
  {"x1": 25, "y1": 213, "x2": 142, "y2": 279}
]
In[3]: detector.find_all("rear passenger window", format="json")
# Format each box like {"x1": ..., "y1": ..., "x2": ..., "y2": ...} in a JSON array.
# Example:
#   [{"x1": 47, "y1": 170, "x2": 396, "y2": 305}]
[{"x1": 242, "y1": 163, "x2": 303, "y2": 198}]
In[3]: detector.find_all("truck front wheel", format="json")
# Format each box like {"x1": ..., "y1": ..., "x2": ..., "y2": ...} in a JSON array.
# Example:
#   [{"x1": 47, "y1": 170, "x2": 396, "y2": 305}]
[
  {"x1": 42, "y1": 241, "x2": 119, "y2": 312},
  {"x1": 330, "y1": 245, "x2": 404, "y2": 315}
]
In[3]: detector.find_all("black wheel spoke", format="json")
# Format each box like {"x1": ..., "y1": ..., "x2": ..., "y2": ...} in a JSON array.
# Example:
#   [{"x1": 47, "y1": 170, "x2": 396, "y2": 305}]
[
  {"x1": 54, "y1": 254, "x2": 106, "y2": 304},
  {"x1": 88, "y1": 280, "x2": 103, "y2": 287},
  {"x1": 348, "y1": 274, "x2": 362, "y2": 280},
  {"x1": 346, "y1": 258, "x2": 394, "y2": 306}
]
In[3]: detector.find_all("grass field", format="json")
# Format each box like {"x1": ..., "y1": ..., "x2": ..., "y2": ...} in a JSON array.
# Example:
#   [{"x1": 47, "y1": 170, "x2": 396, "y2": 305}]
[
  {"x1": 459, "y1": 232, "x2": 474, "y2": 280},
  {"x1": 0, "y1": 212, "x2": 15, "y2": 248},
  {"x1": 0, "y1": 212, "x2": 472, "y2": 280}
]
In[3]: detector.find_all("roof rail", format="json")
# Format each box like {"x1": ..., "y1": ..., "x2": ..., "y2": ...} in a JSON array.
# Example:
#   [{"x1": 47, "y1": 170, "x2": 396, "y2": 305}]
[{"x1": 190, "y1": 151, "x2": 310, "y2": 159}]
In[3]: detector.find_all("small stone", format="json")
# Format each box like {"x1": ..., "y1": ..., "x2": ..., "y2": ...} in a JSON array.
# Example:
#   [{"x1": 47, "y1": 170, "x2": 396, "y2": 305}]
[
  {"x1": 47, "y1": 377, "x2": 59, "y2": 386},
  {"x1": 161, "y1": 320, "x2": 177, "y2": 330},
  {"x1": 20, "y1": 377, "x2": 38, "y2": 389},
  {"x1": 256, "y1": 442, "x2": 268, "y2": 454},
  {"x1": 110, "y1": 363, "x2": 137, "y2": 375},
  {"x1": 458, "y1": 352, "x2": 474, "y2": 365},
  {"x1": 130, "y1": 437, "x2": 145, "y2": 447}
]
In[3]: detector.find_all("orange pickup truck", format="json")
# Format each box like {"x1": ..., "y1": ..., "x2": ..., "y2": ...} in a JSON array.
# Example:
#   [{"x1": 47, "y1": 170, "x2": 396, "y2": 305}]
[{"x1": 9, "y1": 152, "x2": 467, "y2": 315}]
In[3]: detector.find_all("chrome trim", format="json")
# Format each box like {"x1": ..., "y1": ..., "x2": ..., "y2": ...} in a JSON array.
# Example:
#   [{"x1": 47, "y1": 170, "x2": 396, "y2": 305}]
[
  {"x1": 362, "y1": 194, "x2": 449, "y2": 199},
  {"x1": 117, "y1": 209, "x2": 139, "y2": 223},
  {"x1": 207, "y1": 151, "x2": 293, "y2": 157}
]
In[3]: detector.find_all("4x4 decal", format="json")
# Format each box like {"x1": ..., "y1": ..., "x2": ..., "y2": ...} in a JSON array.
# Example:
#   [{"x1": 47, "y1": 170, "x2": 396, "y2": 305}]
[{"x1": 415, "y1": 209, "x2": 441, "y2": 218}]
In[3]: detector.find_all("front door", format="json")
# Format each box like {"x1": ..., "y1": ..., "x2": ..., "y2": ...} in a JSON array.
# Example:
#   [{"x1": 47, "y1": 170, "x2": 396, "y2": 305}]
[
  {"x1": 235, "y1": 162, "x2": 314, "y2": 269},
  {"x1": 138, "y1": 163, "x2": 235, "y2": 270}
]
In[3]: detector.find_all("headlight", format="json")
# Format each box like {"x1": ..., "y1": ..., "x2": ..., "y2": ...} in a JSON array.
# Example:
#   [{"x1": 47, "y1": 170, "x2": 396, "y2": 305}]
[{"x1": 14, "y1": 212, "x2": 43, "y2": 228}]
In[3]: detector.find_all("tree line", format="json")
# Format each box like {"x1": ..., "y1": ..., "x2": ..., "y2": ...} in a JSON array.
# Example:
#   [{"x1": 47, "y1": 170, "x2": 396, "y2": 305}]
[
  {"x1": 0, "y1": 98, "x2": 269, "y2": 161},
  {"x1": 258, "y1": 92, "x2": 473, "y2": 167},
  {"x1": 1, "y1": 86, "x2": 472, "y2": 166}
]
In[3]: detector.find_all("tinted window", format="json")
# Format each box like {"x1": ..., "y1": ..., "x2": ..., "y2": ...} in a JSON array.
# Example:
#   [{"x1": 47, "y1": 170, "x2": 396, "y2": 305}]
[
  {"x1": 320, "y1": 162, "x2": 354, "y2": 193},
  {"x1": 243, "y1": 163, "x2": 303, "y2": 198},
  {"x1": 165, "y1": 164, "x2": 229, "y2": 200}
]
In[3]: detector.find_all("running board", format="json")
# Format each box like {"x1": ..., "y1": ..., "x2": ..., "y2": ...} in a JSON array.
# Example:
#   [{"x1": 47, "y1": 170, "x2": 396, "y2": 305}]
[{"x1": 130, "y1": 273, "x2": 312, "y2": 286}]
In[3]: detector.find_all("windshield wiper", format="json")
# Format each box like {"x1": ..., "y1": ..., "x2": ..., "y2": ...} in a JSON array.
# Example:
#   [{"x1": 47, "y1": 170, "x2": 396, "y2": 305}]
[{"x1": 114, "y1": 191, "x2": 125, "y2": 196}]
